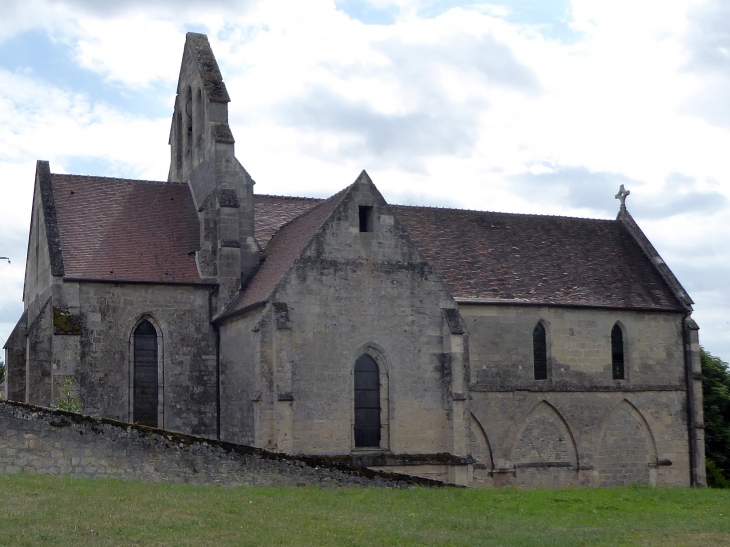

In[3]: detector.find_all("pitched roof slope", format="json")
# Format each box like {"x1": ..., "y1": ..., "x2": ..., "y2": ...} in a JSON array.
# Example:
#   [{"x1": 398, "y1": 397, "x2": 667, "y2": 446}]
[
  {"x1": 51, "y1": 174, "x2": 205, "y2": 284},
  {"x1": 392, "y1": 206, "x2": 684, "y2": 311},
  {"x1": 221, "y1": 190, "x2": 346, "y2": 317},
  {"x1": 254, "y1": 195, "x2": 323, "y2": 248}
]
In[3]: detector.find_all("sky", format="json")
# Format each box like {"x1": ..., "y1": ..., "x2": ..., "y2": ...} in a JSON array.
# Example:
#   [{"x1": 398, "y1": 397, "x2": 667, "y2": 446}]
[{"x1": 0, "y1": 0, "x2": 728, "y2": 359}]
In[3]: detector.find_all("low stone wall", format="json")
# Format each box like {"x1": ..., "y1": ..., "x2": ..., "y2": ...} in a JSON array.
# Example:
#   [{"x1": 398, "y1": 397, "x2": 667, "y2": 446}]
[{"x1": 0, "y1": 400, "x2": 441, "y2": 488}]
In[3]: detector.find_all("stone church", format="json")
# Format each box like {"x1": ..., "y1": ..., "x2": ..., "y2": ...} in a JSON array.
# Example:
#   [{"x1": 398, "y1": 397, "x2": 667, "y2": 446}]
[{"x1": 3, "y1": 33, "x2": 706, "y2": 487}]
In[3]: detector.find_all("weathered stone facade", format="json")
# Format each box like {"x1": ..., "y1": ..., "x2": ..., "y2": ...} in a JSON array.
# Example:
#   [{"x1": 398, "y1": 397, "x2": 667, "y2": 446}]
[{"x1": 3, "y1": 32, "x2": 706, "y2": 488}]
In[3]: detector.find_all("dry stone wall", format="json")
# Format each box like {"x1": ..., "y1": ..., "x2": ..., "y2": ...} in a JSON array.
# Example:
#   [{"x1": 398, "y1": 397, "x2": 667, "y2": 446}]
[{"x1": 0, "y1": 400, "x2": 440, "y2": 488}]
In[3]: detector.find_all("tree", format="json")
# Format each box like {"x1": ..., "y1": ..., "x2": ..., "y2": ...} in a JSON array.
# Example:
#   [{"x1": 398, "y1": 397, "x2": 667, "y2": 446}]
[
  {"x1": 0, "y1": 357, "x2": 5, "y2": 387},
  {"x1": 702, "y1": 348, "x2": 730, "y2": 487}
]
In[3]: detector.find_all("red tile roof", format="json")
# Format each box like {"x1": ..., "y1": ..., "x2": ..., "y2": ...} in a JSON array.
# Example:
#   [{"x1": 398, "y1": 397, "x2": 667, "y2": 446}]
[
  {"x1": 51, "y1": 175, "x2": 206, "y2": 285},
  {"x1": 393, "y1": 206, "x2": 684, "y2": 311},
  {"x1": 221, "y1": 190, "x2": 346, "y2": 317},
  {"x1": 254, "y1": 194, "x2": 323, "y2": 248},
  {"x1": 49, "y1": 173, "x2": 684, "y2": 312}
]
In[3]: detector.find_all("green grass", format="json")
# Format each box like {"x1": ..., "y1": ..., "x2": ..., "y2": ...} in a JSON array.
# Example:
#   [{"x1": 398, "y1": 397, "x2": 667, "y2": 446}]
[{"x1": 1, "y1": 475, "x2": 729, "y2": 546}]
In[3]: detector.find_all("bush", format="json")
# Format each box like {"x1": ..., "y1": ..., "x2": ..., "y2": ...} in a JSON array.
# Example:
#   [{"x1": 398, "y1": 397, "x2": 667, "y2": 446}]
[
  {"x1": 702, "y1": 348, "x2": 730, "y2": 487},
  {"x1": 51, "y1": 379, "x2": 82, "y2": 413}
]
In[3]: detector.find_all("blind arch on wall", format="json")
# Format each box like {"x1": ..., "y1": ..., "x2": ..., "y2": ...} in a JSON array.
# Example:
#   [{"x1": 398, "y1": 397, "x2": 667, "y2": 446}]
[
  {"x1": 611, "y1": 323, "x2": 625, "y2": 380},
  {"x1": 354, "y1": 354, "x2": 381, "y2": 448},
  {"x1": 133, "y1": 320, "x2": 158, "y2": 427},
  {"x1": 533, "y1": 322, "x2": 547, "y2": 380}
]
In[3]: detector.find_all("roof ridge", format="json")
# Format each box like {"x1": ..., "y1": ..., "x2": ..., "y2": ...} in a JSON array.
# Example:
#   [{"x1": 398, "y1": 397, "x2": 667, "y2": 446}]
[
  {"x1": 255, "y1": 193, "x2": 324, "y2": 201},
  {"x1": 51, "y1": 173, "x2": 188, "y2": 186},
  {"x1": 392, "y1": 203, "x2": 616, "y2": 222}
]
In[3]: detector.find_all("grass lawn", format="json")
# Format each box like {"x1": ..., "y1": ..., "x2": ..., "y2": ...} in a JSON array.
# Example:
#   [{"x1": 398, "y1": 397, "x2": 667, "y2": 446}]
[{"x1": 1, "y1": 475, "x2": 729, "y2": 546}]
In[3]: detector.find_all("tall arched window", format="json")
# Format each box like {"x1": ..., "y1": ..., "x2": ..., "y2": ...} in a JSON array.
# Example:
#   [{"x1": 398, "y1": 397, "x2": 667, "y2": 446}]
[
  {"x1": 354, "y1": 354, "x2": 381, "y2": 448},
  {"x1": 611, "y1": 324, "x2": 625, "y2": 380},
  {"x1": 533, "y1": 322, "x2": 547, "y2": 380},
  {"x1": 133, "y1": 320, "x2": 158, "y2": 427}
]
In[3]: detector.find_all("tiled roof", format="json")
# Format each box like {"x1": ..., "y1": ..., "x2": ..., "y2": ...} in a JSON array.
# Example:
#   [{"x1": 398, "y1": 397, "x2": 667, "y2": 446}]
[
  {"x1": 254, "y1": 195, "x2": 323, "y2": 248},
  {"x1": 393, "y1": 206, "x2": 684, "y2": 311},
  {"x1": 221, "y1": 190, "x2": 346, "y2": 317},
  {"x1": 48, "y1": 173, "x2": 685, "y2": 311},
  {"x1": 51, "y1": 175, "x2": 206, "y2": 284}
]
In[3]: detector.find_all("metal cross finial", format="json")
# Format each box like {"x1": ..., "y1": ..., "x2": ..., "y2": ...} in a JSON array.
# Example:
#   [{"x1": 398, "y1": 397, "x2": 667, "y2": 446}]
[{"x1": 615, "y1": 184, "x2": 630, "y2": 209}]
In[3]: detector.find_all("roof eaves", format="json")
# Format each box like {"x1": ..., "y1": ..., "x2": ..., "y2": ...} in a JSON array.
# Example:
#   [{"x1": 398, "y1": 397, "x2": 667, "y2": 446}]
[
  {"x1": 61, "y1": 277, "x2": 217, "y2": 287},
  {"x1": 455, "y1": 298, "x2": 687, "y2": 313}
]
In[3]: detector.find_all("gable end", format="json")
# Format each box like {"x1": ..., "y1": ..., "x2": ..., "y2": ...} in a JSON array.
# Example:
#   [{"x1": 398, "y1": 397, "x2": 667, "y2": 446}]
[
  {"x1": 36, "y1": 160, "x2": 64, "y2": 277},
  {"x1": 617, "y1": 208, "x2": 693, "y2": 311}
]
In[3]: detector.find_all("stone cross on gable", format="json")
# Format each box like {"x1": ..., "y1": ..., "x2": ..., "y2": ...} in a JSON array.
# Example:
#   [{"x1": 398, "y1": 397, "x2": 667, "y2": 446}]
[{"x1": 615, "y1": 184, "x2": 630, "y2": 209}]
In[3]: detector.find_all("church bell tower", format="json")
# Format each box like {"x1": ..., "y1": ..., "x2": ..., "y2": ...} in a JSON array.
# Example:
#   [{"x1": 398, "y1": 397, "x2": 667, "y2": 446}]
[{"x1": 169, "y1": 33, "x2": 259, "y2": 312}]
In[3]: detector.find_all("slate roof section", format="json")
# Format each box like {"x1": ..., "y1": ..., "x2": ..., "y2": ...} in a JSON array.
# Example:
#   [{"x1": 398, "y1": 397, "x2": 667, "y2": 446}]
[
  {"x1": 392, "y1": 206, "x2": 685, "y2": 311},
  {"x1": 220, "y1": 190, "x2": 347, "y2": 318},
  {"x1": 254, "y1": 194, "x2": 323, "y2": 248},
  {"x1": 46, "y1": 172, "x2": 686, "y2": 311},
  {"x1": 51, "y1": 174, "x2": 206, "y2": 285}
]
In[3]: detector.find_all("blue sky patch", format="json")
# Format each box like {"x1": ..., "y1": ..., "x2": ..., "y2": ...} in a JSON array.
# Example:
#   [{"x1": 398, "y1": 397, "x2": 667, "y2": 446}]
[
  {"x1": 60, "y1": 156, "x2": 142, "y2": 180},
  {"x1": 0, "y1": 30, "x2": 171, "y2": 119},
  {"x1": 336, "y1": 0, "x2": 398, "y2": 25},
  {"x1": 417, "y1": 0, "x2": 581, "y2": 43}
]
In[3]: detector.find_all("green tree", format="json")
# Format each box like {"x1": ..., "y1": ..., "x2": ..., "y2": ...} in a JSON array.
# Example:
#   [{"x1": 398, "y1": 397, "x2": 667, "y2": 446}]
[
  {"x1": 0, "y1": 357, "x2": 5, "y2": 387},
  {"x1": 702, "y1": 348, "x2": 730, "y2": 487}
]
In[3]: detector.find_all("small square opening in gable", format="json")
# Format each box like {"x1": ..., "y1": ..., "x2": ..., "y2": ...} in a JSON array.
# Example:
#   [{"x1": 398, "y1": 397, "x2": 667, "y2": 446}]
[{"x1": 359, "y1": 205, "x2": 374, "y2": 232}]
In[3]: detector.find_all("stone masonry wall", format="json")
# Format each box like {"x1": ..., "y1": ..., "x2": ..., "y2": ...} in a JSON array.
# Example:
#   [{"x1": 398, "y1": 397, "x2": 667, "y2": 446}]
[
  {"x1": 465, "y1": 304, "x2": 690, "y2": 487},
  {"x1": 4, "y1": 312, "x2": 27, "y2": 402},
  {"x1": 251, "y1": 178, "x2": 467, "y2": 467},
  {"x1": 0, "y1": 400, "x2": 440, "y2": 488},
  {"x1": 220, "y1": 310, "x2": 259, "y2": 446},
  {"x1": 75, "y1": 282, "x2": 217, "y2": 436}
]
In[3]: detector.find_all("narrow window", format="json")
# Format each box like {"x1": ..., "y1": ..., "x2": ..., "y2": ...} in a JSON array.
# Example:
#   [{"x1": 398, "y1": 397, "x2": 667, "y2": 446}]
[
  {"x1": 195, "y1": 88, "x2": 203, "y2": 151},
  {"x1": 359, "y1": 205, "x2": 374, "y2": 232},
  {"x1": 612, "y1": 324, "x2": 625, "y2": 379},
  {"x1": 184, "y1": 86, "x2": 193, "y2": 164},
  {"x1": 175, "y1": 110, "x2": 183, "y2": 171},
  {"x1": 533, "y1": 323, "x2": 547, "y2": 380},
  {"x1": 354, "y1": 354, "x2": 380, "y2": 447},
  {"x1": 134, "y1": 320, "x2": 158, "y2": 427}
]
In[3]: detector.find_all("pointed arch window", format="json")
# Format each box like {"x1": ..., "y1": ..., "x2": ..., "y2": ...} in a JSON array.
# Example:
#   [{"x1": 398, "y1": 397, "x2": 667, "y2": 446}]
[
  {"x1": 175, "y1": 110, "x2": 183, "y2": 171},
  {"x1": 533, "y1": 322, "x2": 547, "y2": 380},
  {"x1": 133, "y1": 320, "x2": 158, "y2": 427},
  {"x1": 194, "y1": 88, "x2": 203, "y2": 152},
  {"x1": 354, "y1": 354, "x2": 381, "y2": 448},
  {"x1": 611, "y1": 324, "x2": 625, "y2": 380}
]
